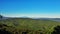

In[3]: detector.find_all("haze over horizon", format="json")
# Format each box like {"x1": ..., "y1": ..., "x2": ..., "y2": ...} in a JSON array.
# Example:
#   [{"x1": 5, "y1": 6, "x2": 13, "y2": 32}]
[{"x1": 0, "y1": 0, "x2": 60, "y2": 18}]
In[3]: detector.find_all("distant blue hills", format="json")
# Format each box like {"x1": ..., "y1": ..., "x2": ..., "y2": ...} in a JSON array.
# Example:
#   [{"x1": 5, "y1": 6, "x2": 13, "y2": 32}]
[
  {"x1": 0, "y1": 15, "x2": 60, "y2": 22},
  {"x1": 32, "y1": 18, "x2": 60, "y2": 22},
  {"x1": 0, "y1": 15, "x2": 9, "y2": 20}
]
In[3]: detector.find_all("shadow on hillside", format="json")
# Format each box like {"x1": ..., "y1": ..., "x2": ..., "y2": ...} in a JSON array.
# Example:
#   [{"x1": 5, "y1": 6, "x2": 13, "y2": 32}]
[
  {"x1": 0, "y1": 24, "x2": 12, "y2": 34},
  {"x1": 51, "y1": 26, "x2": 60, "y2": 34},
  {"x1": 0, "y1": 29, "x2": 12, "y2": 34}
]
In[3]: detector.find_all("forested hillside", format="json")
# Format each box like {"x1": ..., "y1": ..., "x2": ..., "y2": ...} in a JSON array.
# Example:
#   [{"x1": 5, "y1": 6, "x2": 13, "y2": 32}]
[{"x1": 0, "y1": 18, "x2": 60, "y2": 34}]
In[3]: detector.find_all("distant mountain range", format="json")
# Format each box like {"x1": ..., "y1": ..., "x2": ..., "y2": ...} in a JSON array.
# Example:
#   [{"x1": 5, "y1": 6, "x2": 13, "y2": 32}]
[
  {"x1": 0, "y1": 15, "x2": 60, "y2": 22},
  {"x1": 32, "y1": 18, "x2": 60, "y2": 22},
  {"x1": 0, "y1": 17, "x2": 9, "y2": 20},
  {"x1": 0, "y1": 15, "x2": 9, "y2": 20}
]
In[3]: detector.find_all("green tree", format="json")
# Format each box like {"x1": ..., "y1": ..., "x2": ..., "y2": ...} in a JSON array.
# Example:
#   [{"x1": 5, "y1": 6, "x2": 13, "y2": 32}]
[{"x1": 0, "y1": 15, "x2": 3, "y2": 19}]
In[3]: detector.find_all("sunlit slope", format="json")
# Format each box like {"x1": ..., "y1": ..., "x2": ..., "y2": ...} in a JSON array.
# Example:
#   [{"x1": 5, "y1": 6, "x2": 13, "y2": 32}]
[{"x1": 0, "y1": 18, "x2": 60, "y2": 31}]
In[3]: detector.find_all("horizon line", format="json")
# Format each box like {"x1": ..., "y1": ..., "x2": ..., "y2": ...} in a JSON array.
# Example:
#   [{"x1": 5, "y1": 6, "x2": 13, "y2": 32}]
[{"x1": 1, "y1": 14, "x2": 60, "y2": 18}]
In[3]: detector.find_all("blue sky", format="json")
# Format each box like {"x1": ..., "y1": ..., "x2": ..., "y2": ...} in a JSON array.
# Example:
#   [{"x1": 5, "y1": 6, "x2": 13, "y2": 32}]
[{"x1": 0, "y1": 0, "x2": 60, "y2": 18}]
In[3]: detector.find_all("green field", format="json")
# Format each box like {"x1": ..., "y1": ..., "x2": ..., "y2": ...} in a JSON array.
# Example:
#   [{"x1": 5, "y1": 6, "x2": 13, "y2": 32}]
[{"x1": 0, "y1": 18, "x2": 60, "y2": 34}]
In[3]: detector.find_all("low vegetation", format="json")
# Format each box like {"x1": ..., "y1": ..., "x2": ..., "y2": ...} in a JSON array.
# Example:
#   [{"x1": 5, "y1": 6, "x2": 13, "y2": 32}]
[{"x1": 0, "y1": 18, "x2": 60, "y2": 34}]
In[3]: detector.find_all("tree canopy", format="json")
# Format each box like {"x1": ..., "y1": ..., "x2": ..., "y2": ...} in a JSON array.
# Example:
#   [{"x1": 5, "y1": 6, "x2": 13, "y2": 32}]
[{"x1": 0, "y1": 15, "x2": 3, "y2": 19}]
